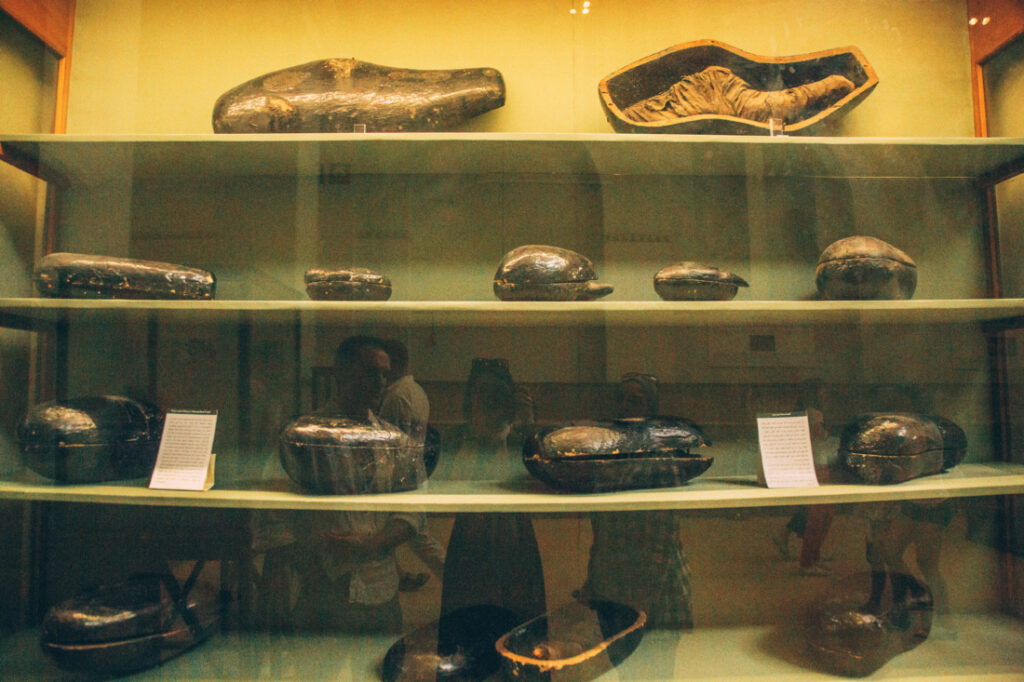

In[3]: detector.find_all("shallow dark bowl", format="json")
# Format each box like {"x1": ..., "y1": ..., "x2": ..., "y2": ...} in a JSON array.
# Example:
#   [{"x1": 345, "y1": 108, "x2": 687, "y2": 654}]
[
  {"x1": 599, "y1": 40, "x2": 877, "y2": 135},
  {"x1": 497, "y1": 601, "x2": 646, "y2": 682},
  {"x1": 381, "y1": 605, "x2": 522, "y2": 682}
]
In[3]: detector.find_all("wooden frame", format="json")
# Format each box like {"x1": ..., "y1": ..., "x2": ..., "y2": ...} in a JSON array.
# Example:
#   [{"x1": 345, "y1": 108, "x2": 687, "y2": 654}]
[{"x1": 0, "y1": 0, "x2": 75, "y2": 133}]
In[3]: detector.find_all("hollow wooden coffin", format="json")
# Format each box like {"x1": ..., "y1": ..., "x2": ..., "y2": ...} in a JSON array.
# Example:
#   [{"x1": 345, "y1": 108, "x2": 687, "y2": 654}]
[
  {"x1": 35, "y1": 252, "x2": 216, "y2": 300},
  {"x1": 496, "y1": 601, "x2": 646, "y2": 682},
  {"x1": 654, "y1": 262, "x2": 749, "y2": 301},
  {"x1": 523, "y1": 417, "x2": 712, "y2": 493},
  {"x1": 493, "y1": 245, "x2": 613, "y2": 302},
  {"x1": 838, "y1": 413, "x2": 965, "y2": 485},
  {"x1": 278, "y1": 415, "x2": 422, "y2": 494},
  {"x1": 41, "y1": 574, "x2": 218, "y2": 675},
  {"x1": 18, "y1": 396, "x2": 164, "y2": 483},
  {"x1": 213, "y1": 58, "x2": 505, "y2": 133},
  {"x1": 381, "y1": 605, "x2": 522, "y2": 682},
  {"x1": 599, "y1": 40, "x2": 877, "y2": 135}
]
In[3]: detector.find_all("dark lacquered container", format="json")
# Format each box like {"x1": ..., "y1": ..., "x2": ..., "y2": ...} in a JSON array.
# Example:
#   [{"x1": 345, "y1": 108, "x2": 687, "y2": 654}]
[
  {"x1": 212, "y1": 58, "x2": 505, "y2": 133},
  {"x1": 278, "y1": 415, "x2": 422, "y2": 494},
  {"x1": 523, "y1": 417, "x2": 712, "y2": 493},
  {"x1": 18, "y1": 396, "x2": 164, "y2": 483},
  {"x1": 496, "y1": 601, "x2": 646, "y2": 682},
  {"x1": 654, "y1": 262, "x2": 749, "y2": 300},
  {"x1": 838, "y1": 413, "x2": 965, "y2": 484},
  {"x1": 804, "y1": 572, "x2": 932, "y2": 678},
  {"x1": 493, "y1": 245, "x2": 613, "y2": 301},
  {"x1": 41, "y1": 574, "x2": 218, "y2": 675},
  {"x1": 304, "y1": 267, "x2": 392, "y2": 301},
  {"x1": 34, "y1": 252, "x2": 215, "y2": 300},
  {"x1": 381, "y1": 605, "x2": 522, "y2": 682},
  {"x1": 815, "y1": 236, "x2": 917, "y2": 300}
]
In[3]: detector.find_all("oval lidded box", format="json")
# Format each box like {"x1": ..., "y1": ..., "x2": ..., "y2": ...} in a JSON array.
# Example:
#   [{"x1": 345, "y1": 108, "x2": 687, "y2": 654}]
[
  {"x1": 815, "y1": 236, "x2": 916, "y2": 300},
  {"x1": 654, "y1": 262, "x2": 749, "y2": 300},
  {"x1": 278, "y1": 415, "x2": 422, "y2": 494},
  {"x1": 41, "y1": 574, "x2": 218, "y2": 675},
  {"x1": 18, "y1": 396, "x2": 164, "y2": 483},
  {"x1": 838, "y1": 413, "x2": 965, "y2": 484},
  {"x1": 304, "y1": 267, "x2": 392, "y2": 301},
  {"x1": 523, "y1": 416, "x2": 712, "y2": 493},
  {"x1": 493, "y1": 245, "x2": 613, "y2": 301}
]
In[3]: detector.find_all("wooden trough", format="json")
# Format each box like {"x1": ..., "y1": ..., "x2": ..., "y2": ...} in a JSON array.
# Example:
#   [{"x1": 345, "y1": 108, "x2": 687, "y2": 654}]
[{"x1": 598, "y1": 40, "x2": 878, "y2": 135}]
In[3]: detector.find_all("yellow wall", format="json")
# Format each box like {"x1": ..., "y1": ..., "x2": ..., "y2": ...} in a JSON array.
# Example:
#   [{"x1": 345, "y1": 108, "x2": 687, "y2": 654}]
[{"x1": 67, "y1": 0, "x2": 974, "y2": 136}]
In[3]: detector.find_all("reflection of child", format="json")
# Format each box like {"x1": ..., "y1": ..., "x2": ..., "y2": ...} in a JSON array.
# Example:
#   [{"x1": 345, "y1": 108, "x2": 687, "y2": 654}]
[
  {"x1": 439, "y1": 359, "x2": 546, "y2": 622},
  {"x1": 579, "y1": 373, "x2": 694, "y2": 629}
]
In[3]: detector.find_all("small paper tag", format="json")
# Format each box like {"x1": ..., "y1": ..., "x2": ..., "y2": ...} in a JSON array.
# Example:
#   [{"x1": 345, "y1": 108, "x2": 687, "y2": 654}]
[
  {"x1": 149, "y1": 410, "x2": 218, "y2": 491},
  {"x1": 756, "y1": 411, "x2": 819, "y2": 488}
]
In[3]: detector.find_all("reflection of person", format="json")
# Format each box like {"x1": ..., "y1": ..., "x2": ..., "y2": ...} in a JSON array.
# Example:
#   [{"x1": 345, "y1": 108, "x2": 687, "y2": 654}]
[
  {"x1": 433, "y1": 358, "x2": 534, "y2": 481},
  {"x1": 772, "y1": 381, "x2": 836, "y2": 576},
  {"x1": 856, "y1": 386, "x2": 955, "y2": 624},
  {"x1": 379, "y1": 338, "x2": 444, "y2": 590},
  {"x1": 438, "y1": 358, "x2": 546, "y2": 622},
  {"x1": 253, "y1": 336, "x2": 426, "y2": 633},
  {"x1": 580, "y1": 373, "x2": 694, "y2": 629},
  {"x1": 380, "y1": 338, "x2": 430, "y2": 448}
]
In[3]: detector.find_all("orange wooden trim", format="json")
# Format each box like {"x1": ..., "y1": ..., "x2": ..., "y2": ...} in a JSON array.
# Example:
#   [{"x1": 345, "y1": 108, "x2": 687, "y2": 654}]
[
  {"x1": 972, "y1": 62, "x2": 989, "y2": 138},
  {"x1": 0, "y1": 0, "x2": 74, "y2": 56}
]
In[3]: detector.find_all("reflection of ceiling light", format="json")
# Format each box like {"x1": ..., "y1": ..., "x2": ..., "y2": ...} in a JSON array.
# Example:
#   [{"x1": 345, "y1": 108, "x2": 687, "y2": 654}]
[
  {"x1": 969, "y1": 16, "x2": 978, "y2": 25},
  {"x1": 582, "y1": 7, "x2": 589, "y2": 13},
  {"x1": 569, "y1": 7, "x2": 576, "y2": 13},
  {"x1": 982, "y1": 16, "x2": 991, "y2": 25},
  {"x1": 583, "y1": 1, "x2": 590, "y2": 6}
]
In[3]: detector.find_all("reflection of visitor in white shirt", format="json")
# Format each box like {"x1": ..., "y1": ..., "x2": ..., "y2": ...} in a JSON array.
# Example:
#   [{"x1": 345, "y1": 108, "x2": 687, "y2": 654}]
[{"x1": 252, "y1": 335, "x2": 424, "y2": 633}]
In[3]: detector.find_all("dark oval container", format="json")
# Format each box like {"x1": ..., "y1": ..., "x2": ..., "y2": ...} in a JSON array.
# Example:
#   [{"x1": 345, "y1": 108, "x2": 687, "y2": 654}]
[
  {"x1": 41, "y1": 574, "x2": 218, "y2": 675},
  {"x1": 35, "y1": 252, "x2": 215, "y2": 300},
  {"x1": 523, "y1": 417, "x2": 713, "y2": 493},
  {"x1": 838, "y1": 413, "x2": 964, "y2": 484},
  {"x1": 278, "y1": 415, "x2": 421, "y2": 494},
  {"x1": 381, "y1": 605, "x2": 522, "y2": 682},
  {"x1": 304, "y1": 267, "x2": 392, "y2": 301},
  {"x1": 654, "y1": 262, "x2": 749, "y2": 301},
  {"x1": 18, "y1": 396, "x2": 164, "y2": 483},
  {"x1": 493, "y1": 245, "x2": 613, "y2": 301},
  {"x1": 815, "y1": 236, "x2": 917, "y2": 300},
  {"x1": 804, "y1": 572, "x2": 932, "y2": 678},
  {"x1": 496, "y1": 601, "x2": 646, "y2": 682},
  {"x1": 213, "y1": 58, "x2": 505, "y2": 133}
]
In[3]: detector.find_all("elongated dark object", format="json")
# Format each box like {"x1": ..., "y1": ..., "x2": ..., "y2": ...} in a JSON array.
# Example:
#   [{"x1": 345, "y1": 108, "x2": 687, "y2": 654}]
[
  {"x1": 35, "y1": 252, "x2": 215, "y2": 300},
  {"x1": 213, "y1": 58, "x2": 505, "y2": 133},
  {"x1": 523, "y1": 417, "x2": 712, "y2": 492}
]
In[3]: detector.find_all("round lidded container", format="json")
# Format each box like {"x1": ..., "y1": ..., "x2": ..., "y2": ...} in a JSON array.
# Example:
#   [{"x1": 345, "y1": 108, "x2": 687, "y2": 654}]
[
  {"x1": 654, "y1": 262, "x2": 749, "y2": 300},
  {"x1": 493, "y1": 245, "x2": 613, "y2": 301},
  {"x1": 815, "y1": 236, "x2": 916, "y2": 300},
  {"x1": 304, "y1": 267, "x2": 392, "y2": 301}
]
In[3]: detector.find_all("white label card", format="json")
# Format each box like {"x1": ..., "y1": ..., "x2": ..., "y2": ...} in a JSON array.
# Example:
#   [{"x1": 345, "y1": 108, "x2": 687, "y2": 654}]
[
  {"x1": 756, "y1": 411, "x2": 819, "y2": 488},
  {"x1": 149, "y1": 410, "x2": 217, "y2": 491}
]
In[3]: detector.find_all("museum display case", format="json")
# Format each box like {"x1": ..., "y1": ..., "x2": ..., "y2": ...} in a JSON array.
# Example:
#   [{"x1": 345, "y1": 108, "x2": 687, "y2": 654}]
[{"x1": 1, "y1": 1, "x2": 1023, "y2": 680}]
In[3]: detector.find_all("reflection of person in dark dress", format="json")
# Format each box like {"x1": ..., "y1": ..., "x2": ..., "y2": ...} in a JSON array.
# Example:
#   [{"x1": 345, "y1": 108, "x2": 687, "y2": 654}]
[
  {"x1": 438, "y1": 358, "x2": 546, "y2": 621},
  {"x1": 580, "y1": 373, "x2": 694, "y2": 629}
]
